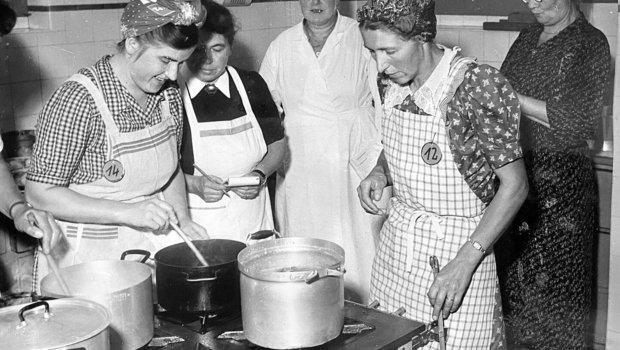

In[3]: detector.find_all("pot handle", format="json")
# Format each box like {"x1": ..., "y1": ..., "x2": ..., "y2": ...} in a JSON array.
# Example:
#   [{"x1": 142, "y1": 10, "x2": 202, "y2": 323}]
[
  {"x1": 18, "y1": 301, "x2": 50, "y2": 326},
  {"x1": 120, "y1": 249, "x2": 151, "y2": 263},
  {"x1": 246, "y1": 230, "x2": 280, "y2": 241},
  {"x1": 287, "y1": 267, "x2": 346, "y2": 284},
  {"x1": 185, "y1": 276, "x2": 217, "y2": 282}
]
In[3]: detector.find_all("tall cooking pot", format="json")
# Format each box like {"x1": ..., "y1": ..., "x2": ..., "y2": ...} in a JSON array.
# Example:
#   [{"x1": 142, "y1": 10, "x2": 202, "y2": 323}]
[
  {"x1": 40, "y1": 250, "x2": 153, "y2": 350},
  {"x1": 0, "y1": 298, "x2": 110, "y2": 350},
  {"x1": 238, "y1": 237, "x2": 346, "y2": 349},
  {"x1": 155, "y1": 239, "x2": 247, "y2": 316}
]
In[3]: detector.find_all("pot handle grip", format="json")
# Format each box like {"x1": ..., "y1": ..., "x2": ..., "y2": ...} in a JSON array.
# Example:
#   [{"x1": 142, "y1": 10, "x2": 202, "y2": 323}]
[
  {"x1": 18, "y1": 301, "x2": 50, "y2": 325},
  {"x1": 185, "y1": 276, "x2": 218, "y2": 282},
  {"x1": 247, "y1": 230, "x2": 280, "y2": 241},
  {"x1": 120, "y1": 249, "x2": 151, "y2": 263},
  {"x1": 290, "y1": 267, "x2": 345, "y2": 284}
]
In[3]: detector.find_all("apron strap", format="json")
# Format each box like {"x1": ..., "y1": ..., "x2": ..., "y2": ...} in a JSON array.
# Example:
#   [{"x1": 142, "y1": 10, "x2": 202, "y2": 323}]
[{"x1": 67, "y1": 71, "x2": 120, "y2": 135}]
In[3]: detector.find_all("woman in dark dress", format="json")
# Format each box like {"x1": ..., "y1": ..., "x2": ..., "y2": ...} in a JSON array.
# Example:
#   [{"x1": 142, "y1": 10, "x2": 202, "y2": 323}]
[
  {"x1": 499, "y1": 0, "x2": 611, "y2": 348},
  {"x1": 178, "y1": 1, "x2": 286, "y2": 241}
]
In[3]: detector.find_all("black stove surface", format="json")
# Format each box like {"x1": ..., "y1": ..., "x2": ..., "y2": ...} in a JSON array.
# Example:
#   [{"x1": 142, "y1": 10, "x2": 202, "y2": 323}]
[{"x1": 145, "y1": 301, "x2": 425, "y2": 350}]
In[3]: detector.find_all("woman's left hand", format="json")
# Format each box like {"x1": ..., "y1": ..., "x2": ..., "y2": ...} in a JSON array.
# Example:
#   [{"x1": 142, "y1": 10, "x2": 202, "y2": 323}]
[
  {"x1": 426, "y1": 257, "x2": 477, "y2": 320},
  {"x1": 229, "y1": 171, "x2": 263, "y2": 200}
]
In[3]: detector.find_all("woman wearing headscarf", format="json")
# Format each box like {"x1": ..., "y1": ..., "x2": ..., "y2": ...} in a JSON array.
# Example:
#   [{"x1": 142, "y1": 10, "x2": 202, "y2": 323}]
[
  {"x1": 25, "y1": 0, "x2": 208, "y2": 286},
  {"x1": 259, "y1": 0, "x2": 382, "y2": 303},
  {"x1": 498, "y1": 0, "x2": 611, "y2": 348},
  {"x1": 356, "y1": 0, "x2": 528, "y2": 347},
  {"x1": 179, "y1": 1, "x2": 285, "y2": 241}
]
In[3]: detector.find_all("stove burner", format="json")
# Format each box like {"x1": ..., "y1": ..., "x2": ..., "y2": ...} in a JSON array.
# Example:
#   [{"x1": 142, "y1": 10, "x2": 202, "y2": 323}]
[{"x1": 155, "y1": 306, "x2": 241, "y2": 334}]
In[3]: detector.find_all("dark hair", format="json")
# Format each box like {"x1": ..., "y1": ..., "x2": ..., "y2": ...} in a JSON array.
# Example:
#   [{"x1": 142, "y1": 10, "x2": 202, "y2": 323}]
[
  {"x1": 117, "y1": 22, "x2": 199, "y2": 51},
  {"x1": 0, "y1": 0, "x2": 16, "y2": 36},
  {"x1": 201, "y1": 0, "x2": 238, "y2": 45}
]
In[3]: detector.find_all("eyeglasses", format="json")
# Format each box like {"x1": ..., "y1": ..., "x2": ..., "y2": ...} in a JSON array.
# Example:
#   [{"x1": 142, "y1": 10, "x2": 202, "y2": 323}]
[{"x1": 521, "y1": 0, "x2": 543, "y2": 3}]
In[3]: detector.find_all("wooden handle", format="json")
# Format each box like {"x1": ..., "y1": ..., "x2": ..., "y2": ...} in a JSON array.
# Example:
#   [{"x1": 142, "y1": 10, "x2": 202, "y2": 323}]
[
  {"x1": 170, "y1": 222, "x2": 209, "y2": 267},
  {"x1": 44, "y1": 253, "x2": 71, "y2": 295}
]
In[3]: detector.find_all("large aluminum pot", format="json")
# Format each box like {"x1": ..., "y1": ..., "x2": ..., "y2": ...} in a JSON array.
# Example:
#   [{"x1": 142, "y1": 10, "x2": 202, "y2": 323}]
[
  {"x1": 40, "y1": 250, "x2": 153, "y2": 350},
  {"x1": 155, "y1": 239, "x2": 247, "y2": 316},
  {"x1": 238, "y1": 237, "x2": 345, "y2": 349},
  {"x1": 0, "y1": 298, "x2": 110, "y2": 350}
]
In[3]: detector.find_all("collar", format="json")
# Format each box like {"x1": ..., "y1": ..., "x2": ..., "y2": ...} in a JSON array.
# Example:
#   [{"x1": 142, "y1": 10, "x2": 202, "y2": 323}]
[
  {"x1": 186, "y1": 68, "x2": 231, "y2": 99},
  {"x1": 295, "y1": 12, "x2": 345, "y2": 43}
]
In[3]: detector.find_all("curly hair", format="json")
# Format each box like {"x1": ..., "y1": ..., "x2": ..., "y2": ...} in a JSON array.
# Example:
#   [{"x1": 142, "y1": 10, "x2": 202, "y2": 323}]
[{"x1": 357, "y1": 0, "x2": 436, "y2": 42}]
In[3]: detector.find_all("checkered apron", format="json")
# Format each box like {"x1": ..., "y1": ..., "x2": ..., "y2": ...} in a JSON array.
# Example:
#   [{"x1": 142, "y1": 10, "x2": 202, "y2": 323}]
[{"x1": 370, "y1": 53, "x2": 504, "y2": 349}]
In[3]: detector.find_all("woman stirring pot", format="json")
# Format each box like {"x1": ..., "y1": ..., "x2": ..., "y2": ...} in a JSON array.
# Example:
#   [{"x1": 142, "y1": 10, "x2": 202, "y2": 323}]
[
  {"x1": 26, "y1": 0, "x2": 208, "y2": 287},
  {"x1": 179, "y1": 1, "x2": 286, "y2": 241}
]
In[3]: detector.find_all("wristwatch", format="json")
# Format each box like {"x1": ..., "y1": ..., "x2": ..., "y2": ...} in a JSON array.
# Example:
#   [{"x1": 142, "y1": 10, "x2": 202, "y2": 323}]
[
  {"x1": 468, "y1": 238, "x2": 487, "y2": 255},
  {"x1": 252, "y1": 169, "x2": 267, "y2": 186}
]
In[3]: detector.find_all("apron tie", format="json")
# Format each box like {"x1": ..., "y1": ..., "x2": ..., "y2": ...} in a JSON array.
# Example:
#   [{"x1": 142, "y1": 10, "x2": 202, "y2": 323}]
[{"x1": 406, "y1": 210, "x2": 445, "y2": 270}]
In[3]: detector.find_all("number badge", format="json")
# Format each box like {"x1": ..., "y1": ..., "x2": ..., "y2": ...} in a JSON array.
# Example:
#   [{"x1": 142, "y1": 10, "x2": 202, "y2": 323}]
[
  {"x1": 103, "y1": 159, "x2": 125, "y2": 182},
  {"x1": 421, "y1": 142, "x2": 442, "y2": 165}
]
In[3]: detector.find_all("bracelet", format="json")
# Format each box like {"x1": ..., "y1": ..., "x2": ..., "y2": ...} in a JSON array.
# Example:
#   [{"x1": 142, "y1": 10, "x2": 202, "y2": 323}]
[
  {"x1": 8, "y1": 200, "x2": 32, "y2": 220},
  {"x1": 251, "y1": 169, "x2": 267, "y2": 185},
  {"x1": 468, "y1": 238, "x2": 487, "y2": 255}
]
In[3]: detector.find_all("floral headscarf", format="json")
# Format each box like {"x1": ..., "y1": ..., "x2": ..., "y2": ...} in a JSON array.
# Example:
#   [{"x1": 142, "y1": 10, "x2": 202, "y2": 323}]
[
  {"x1": 357, "y1": 0, "x2": 436, "y2": 42},
  {"x1": 121, "y1": 0, "x2": 203, "y2": 39}
]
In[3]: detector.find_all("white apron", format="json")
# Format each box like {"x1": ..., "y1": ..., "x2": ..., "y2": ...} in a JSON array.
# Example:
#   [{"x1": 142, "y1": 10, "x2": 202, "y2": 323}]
[
  {"x1": 270, "y1": 18, "x2": 379, "y2": 303},
  {"x1": 180, "y1": 66, "x2": 273, "y2": 242},
  {"x1": 36, "y1": 71, "x2": 182, "y2": 287},
  {"x1": 370, "y1": 48, "x2": 505, "y2": 349}
]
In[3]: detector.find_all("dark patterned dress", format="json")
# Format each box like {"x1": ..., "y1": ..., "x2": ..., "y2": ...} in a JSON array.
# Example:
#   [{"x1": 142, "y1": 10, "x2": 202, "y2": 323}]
[{"x1": 498, "y1": 12, "x2": 611, "y2": 349}]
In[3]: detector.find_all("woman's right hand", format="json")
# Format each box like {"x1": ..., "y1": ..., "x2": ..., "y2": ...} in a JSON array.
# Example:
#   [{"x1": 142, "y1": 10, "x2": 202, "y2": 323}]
[
  {"x1": 187, "y1": 174, "x2": 228, "y2": 202},
  {"x1": 124, "y1": 198, "x2": 178, "y2": 233},
  {"x1": 357, "y1": 166, "x2": 388, "y2": 215}
]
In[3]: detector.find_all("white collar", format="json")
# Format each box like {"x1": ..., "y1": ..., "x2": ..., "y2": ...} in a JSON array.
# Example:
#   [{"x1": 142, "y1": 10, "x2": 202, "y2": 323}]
[{"x1": 187, "y1": 69, "x2": 231, "y2": 99}]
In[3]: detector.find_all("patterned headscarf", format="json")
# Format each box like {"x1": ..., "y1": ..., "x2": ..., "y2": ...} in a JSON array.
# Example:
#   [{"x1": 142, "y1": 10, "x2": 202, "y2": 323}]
[
  {"x1": 357, "y1": 0, "x2": 436, "y2": 42},
  {"x1": 121, "y1": 0, "x2": 202, "y2": 39}
]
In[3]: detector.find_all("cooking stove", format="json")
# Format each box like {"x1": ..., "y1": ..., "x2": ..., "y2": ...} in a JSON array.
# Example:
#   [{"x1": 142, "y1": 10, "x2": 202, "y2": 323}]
[{"x1": 143, "y1": 301, "x2": 429, "y2": 350}]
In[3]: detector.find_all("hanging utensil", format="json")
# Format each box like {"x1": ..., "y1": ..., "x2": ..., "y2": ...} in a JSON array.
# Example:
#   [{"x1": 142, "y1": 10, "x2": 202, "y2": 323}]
[
  {"x1": 429, "y1": 255, "x2": 447, "y2": 350},
  {"x1": 169, "y1": 222, "x2": 209, "y2": 267}
]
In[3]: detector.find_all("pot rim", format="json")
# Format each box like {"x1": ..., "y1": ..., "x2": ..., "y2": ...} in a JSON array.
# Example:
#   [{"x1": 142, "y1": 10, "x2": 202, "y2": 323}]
[
  {"x1": 154, "y1": 239, "x2": 246, "y2": 269},
  {"x1": 237, "y1": 237, "x2": 345, "y2": 282}
]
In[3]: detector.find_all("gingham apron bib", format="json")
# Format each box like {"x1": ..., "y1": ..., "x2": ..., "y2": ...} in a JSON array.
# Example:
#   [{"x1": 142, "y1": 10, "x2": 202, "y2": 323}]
[
  {"x1": 37, "y1": 70, "x2": 182, "y2": 287},
  {"x1": 180, "y1": 67, "x2": 273, "y2": 241},
  {"x1": 370, "y1": 48, "x2": 504, "y2": 349}
]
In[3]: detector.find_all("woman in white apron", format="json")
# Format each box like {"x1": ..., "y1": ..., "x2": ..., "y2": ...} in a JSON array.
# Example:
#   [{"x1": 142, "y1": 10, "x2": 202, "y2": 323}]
[
  {"x1": 260, "y1": 0, "x2": 383, "y2": 304},
  {"x1": 357, "y1": 0, "x2": 528, "y2": 348},
  {"x1": 179, "y1": 1, "x2": 286, "y2": 241},
  {"x1": 25, "y1": 0, "x2": 208, "y2": 286}
]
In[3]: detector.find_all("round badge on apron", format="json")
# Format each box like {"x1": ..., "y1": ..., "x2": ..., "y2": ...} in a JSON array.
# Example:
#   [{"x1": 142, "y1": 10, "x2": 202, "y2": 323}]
[
  {"x1": 421, "y1": 141, "x2": 442, "y2": 165},
  {"x1": 102, "y1": 159, "x2": 125, "y2": 182}
]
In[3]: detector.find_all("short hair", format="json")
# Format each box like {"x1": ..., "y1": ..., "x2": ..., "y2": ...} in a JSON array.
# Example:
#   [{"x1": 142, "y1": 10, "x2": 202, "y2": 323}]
[
  {"x1": 117, "y1": 22, "x2": 199, "y2": 52},
  {"x1": 0, "y1": 0, "x2": 16, "y2": 36},
  {"x1": 201, "y1": 0, "x2": 238, "y2": 46}
]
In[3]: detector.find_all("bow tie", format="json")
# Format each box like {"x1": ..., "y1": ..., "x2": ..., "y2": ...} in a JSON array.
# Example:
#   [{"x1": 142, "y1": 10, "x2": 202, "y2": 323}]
[{"x1": 204, "y1": 84, "x2": 218, "y2": 94}]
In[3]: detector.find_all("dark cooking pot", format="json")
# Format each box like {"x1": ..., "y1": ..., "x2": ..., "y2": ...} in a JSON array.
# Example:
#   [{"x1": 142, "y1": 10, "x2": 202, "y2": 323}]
[{"x1": 155, "y1": 239, "x2": 247, "y2": 316}]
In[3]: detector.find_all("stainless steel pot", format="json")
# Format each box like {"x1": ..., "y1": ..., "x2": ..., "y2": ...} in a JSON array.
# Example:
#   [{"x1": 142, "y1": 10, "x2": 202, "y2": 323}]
[
  {"x1": 0, "y1": 298, "x2": 110, "y2": 350},
  {"x1": 40, "y1": 250, "x2": 153, "y2": 350},
  {"x1": 237, "y1": 237, "x2": 346, "y2": 349}
]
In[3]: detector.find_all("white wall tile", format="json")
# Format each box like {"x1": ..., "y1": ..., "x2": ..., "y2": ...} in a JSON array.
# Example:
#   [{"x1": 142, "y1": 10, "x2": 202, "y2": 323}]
[
  {"x1": 11, "y1": 81, "x2": 42, "y2": 119},
  {"x1": 91, "y1": 10, "x2": 121, "y2": 42},
  {"x1": 38, "y1": 45, "x2": 76, "y2": 79},
  {"x1": 41, "y1": 78, "x2": 66, "y2": 104},
  {"x1": 482, "y1": 31, "x2": 511, "y2": 62},
  {"x1": 36, "y1": 31, "x2": 67, "y2": 46},
  {"x1": 14, "y1": 115, "x2": 38, "y2": 130},
  {"x1": 435, "y1": 29, "x2": 459, "y2": 48},
  {"x1": 0, "y1": 85, "x2": 13, "y2": 121},
  {"x1": 7, "y1": 47, "x2": 40, "y2": 83},
  {"x1": 0, "y1": 52, "x2": 10, "y2": 84},
  {"x1": 458, "y1": 30, "x2": 484, "y2": 60},
  {"x1": 65, "y1": 10, "x2": 94, "y2": 44}
]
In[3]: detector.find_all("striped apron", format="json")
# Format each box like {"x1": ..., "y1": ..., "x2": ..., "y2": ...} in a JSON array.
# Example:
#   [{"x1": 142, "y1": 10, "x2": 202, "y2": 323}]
[
  {"x1": 36, "y1": 71, "x2": 182, "y2": 290},
  {"x1": 370, "y1": 48, "x2": 505, "y2": 349}
]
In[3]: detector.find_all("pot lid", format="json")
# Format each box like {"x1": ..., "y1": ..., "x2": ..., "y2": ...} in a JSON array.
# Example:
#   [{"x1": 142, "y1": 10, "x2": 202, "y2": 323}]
[{"x1": 0, "y1": 298, "x2": 110, "y2": 350}]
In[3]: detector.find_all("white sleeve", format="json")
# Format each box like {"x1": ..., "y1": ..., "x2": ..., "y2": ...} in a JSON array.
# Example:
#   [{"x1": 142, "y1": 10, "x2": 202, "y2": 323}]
[{"x1": 259, "y1": 41, "x2": 284, "y2": 115}]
